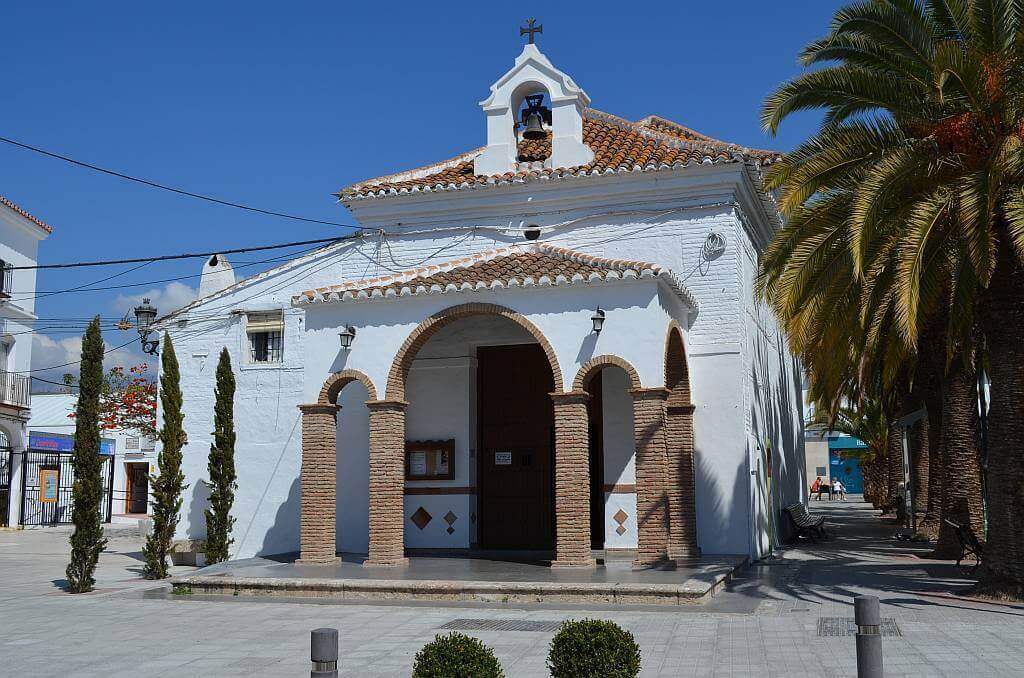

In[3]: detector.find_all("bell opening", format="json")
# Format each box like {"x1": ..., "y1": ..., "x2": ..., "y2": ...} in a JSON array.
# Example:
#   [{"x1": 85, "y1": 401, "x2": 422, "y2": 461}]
[{"x1": 518, "y1": 92, "x2": 551, "y2": 141}]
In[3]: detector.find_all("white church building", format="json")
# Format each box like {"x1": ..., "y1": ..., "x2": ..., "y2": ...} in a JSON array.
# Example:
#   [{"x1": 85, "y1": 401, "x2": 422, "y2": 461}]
[{"x1": 160, "y1": 40, "x2": 805, "y2": 567}]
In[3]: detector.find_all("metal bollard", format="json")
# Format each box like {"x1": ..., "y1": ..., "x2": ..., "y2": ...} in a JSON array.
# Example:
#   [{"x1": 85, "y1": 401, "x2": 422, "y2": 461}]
[
  {"x1": 311, "y1": 627, "x2": 339, "y2": 678},
  {"x1": 854, "y1": 596, "x2": 883, "y2": 678}
]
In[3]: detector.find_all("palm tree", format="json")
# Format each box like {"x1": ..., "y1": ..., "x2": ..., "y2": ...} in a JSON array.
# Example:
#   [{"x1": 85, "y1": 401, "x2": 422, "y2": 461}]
[{"x1": 761, "y1": 0, "x2": 1024, "y2": 596}]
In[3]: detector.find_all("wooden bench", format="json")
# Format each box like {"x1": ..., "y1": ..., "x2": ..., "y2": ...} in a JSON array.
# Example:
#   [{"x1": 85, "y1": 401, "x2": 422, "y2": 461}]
[
  {"x1": 785, "y1": 503, "x2": 827, "y2": 542},
  {"x1": 943, "y1": 518, "x2": 984, "y2": 575}
]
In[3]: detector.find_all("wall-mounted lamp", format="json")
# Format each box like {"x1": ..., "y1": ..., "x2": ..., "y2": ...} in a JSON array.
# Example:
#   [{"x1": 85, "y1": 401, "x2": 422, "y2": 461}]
[
  {"x1": 134, "y1": 298, "x2": 160, "y2": 355},
  {"x1": 338, "y1": 325, "x2": 357, "y2": 350},
  {"x1": 591, "y1": 308, "x2": 606, "y2": 334}
]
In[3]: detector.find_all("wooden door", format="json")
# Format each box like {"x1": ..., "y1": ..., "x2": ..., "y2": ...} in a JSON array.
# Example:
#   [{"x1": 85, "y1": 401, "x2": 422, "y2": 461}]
[{"x1": 477, "y1": 344, "x2": 555, "y2": 550}]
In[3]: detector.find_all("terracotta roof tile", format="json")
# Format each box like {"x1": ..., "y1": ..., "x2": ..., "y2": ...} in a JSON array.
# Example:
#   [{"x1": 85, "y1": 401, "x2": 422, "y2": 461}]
[
  {"x1": 0, "y1": 195, "x2": 53, "y2": 233},
  {"x1": 293, "y1": 243, "x2": 697, "y2": 311},
  {"x1": 339, "y1": 109, "x2": 780, "y2": 201}
]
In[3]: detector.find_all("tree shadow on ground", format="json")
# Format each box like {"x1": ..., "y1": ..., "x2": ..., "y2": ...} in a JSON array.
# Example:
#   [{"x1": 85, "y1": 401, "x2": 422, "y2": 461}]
[{"x1": 720, "y1": 500, "x2": 1024, "y2": 616}]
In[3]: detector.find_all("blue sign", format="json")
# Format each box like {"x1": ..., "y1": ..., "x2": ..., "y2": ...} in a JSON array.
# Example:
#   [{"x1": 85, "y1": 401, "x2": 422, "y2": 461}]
[{"x1": 29, "y1": 432, "x2": 115, "y2": 455}]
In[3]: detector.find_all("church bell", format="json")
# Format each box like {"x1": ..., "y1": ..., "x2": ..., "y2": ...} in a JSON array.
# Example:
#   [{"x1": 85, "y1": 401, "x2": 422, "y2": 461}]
[
  {"x1": 520, "y1": 93, "x2": 550, "y2": 141},
  {"x1": 522, "y1": 110, "x2": 546, "y2": 140}
]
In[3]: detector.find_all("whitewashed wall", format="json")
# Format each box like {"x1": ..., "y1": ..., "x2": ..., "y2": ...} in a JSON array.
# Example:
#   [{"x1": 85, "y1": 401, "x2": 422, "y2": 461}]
[
  {"x1": 165, "y1": 163, "x2": 803, "y2": 560},
  {"x1": 0, "y1": 202, "x2": 48, "y2": 527}
]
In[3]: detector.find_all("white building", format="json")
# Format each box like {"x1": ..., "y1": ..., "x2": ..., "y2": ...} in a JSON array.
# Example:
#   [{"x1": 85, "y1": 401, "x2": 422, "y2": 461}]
[
  {"x1": 20, "y1": 393, "x2": 157, "y2": 524},
  {"x1": 0, "y1": 195, "x2": 51, "y2": 527},
  {"x1": 159, "y1": 41, "x2": 806, "y2": 565}
]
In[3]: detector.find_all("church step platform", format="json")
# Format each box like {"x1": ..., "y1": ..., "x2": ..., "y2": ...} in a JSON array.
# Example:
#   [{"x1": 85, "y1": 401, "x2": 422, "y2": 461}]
[{"x1": 168, "y1": 553, "x2": 747, "y2": 606}]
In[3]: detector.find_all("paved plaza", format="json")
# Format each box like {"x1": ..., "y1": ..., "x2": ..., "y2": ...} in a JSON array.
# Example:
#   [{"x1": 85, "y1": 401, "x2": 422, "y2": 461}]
[{"x1": 1, "y1": 499, "x2": 1023, "y2": 677}]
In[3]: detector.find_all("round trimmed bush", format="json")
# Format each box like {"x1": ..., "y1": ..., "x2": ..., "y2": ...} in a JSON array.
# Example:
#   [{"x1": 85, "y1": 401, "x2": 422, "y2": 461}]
[
  {"x1": 547, "y1": 619, "x2": 641, "y2": 678},
  {"x1": 412, "y1": 632, "x2": 504, "y2": 678}
]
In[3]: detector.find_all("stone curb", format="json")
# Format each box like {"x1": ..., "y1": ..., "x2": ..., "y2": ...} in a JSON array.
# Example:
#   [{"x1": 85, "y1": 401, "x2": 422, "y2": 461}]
[{"x1": 169, "y1": 558, "x2": 745, "y2": 606}]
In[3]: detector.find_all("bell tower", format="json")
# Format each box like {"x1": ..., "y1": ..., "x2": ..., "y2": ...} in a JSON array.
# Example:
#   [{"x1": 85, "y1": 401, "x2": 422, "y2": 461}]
[{"x1": 473, "y1": 23, "x2": 593, "y2": 177}]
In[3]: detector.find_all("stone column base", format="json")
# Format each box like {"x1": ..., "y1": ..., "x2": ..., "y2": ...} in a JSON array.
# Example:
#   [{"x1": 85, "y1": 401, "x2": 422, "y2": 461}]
[
  {"x1": 551, "y1": 558, "x2": 598, "y2": 569},
  {"x1": 363, "y1": 557, "x2": 410, "y2": 568},
  {"x1": 296, "y1": 556, "x2": 342, "y2": 566}
]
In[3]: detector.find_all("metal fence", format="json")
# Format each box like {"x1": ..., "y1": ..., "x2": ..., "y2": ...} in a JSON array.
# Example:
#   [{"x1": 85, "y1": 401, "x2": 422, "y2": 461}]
[{"x1": 20, "y1": 450, "x2": 113, "y2": 526}]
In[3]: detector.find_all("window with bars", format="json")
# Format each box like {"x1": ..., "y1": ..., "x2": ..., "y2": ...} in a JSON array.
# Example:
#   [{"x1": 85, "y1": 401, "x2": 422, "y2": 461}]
[{"x1": 246, "y1": 312, "x2": 284, "y2": 364}]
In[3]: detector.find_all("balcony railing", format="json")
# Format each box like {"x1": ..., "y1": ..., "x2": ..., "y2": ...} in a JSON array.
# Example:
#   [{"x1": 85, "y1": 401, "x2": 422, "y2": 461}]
[
  {"x1": 0, "y1": 370, "x2": 31, "y2": 409},
  {"x1": 0, "y1": 261, "x2": 11, "y2": 299}
]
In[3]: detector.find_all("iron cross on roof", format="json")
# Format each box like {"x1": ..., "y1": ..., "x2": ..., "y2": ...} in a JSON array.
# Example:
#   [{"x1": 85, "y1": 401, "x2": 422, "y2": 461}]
[{"x1": 520, "y1": 18, "x2": 542, "y2": 44}]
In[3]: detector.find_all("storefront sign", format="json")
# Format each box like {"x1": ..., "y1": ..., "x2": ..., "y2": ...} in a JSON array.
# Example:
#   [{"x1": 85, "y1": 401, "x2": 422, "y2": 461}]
[{"x1": 29, "y1": 432, "x2": 115, "y2": 455}]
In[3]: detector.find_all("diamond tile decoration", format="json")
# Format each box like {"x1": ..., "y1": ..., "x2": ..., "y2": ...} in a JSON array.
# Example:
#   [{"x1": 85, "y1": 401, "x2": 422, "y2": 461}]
[
  {"x1": 613, "y1": 508, "x2": 629, "y2": 535},
  {"x1": 447, "y1": 527, "x2": 455, "y2": 535},
  {"x1": 411, "y1": 507, "x2": 432, "y2": 530},
  {"x1": 444, "y1": 511, "x2": 458, "y2": 526}
]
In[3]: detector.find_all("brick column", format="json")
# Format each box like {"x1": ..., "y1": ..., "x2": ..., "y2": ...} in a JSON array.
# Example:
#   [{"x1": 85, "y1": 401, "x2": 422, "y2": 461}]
[
  {"x1": 365, "y1": 400, "x2": 409, "y2": 567},
  {"x1": 631, "y1": 387, "x2": 671, "y2": 567},
  {"x1": 550, "y1": 391, "x2": 596, "y2": 568},
  {"x1": 666, "y1": 403, "x2": 699, "y2": 560},
  {"x1": 298, "y1": 402, "x2": 341, "y2": 565}
]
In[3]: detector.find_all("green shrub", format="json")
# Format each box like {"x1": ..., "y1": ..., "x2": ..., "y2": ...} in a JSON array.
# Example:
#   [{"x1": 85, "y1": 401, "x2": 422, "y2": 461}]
[
  {"x1": 412, "y1": 632, "x2": 504, "y2": 678},
  {"x1": 547, "y1": 619, "x2": 641, "y2": 678}
]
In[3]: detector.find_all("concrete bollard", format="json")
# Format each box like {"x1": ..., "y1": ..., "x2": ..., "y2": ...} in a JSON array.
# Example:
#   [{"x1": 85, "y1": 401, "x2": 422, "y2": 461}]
[
  {"x1": 854, "y1": 595, "x2": 883, "y2": 678},
  {"x1": 310, "y1": 627, "x2": 339, "y2": 678}
]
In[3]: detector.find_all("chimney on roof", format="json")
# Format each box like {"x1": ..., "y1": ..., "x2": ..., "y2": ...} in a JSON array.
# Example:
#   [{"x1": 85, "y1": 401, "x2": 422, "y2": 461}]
[{"x1": 198, "y1": 254, "x2": 235, "y2": 298}]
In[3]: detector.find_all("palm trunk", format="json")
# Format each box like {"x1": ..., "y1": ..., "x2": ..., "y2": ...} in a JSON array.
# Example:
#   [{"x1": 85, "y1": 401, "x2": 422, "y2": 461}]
[
  {"x1": 976, "y1": 248, "x2": 1024, "y2": 596},
  {"x1": 915, "y1": 368, "x2": 944, "y2": 537},
  {"x1": 885, "y1": 421, "x2": 902, "y2": 514},
  {"x1": 930, "y1": 352, "x2": 984, "y2": 559}
]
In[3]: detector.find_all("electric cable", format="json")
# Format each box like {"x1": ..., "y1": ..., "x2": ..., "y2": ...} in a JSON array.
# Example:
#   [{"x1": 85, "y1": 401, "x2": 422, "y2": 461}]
[
  {"x1": 8, "y1": 234, "x2": 363, "y2": 270},
  {"x1": 0, "y1": 134, "x2": 374, "y2": 230}
]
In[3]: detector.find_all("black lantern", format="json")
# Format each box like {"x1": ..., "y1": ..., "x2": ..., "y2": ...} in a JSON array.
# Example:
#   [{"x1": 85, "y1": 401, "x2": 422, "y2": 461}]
[
  {"x1": 591, "y1": 307, "x2": 606, "y2": 334},
  {"x1": 134, "y1": 298, "x2": 160, "y2": 355},
  {"x1": 339, "y1": 325, "x2": 357, "y2": 350}
]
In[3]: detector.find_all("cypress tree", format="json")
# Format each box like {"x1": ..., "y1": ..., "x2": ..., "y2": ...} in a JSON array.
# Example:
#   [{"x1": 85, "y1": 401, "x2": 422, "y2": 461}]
[
  {"x1": 65, "y1": 316, "x2": 108, "y2": 593},
  {"x1": 143, "y1": 333, "x2": 187, "y2": 579},
  {"x1": 203, "y1": 347, "x2": 236, "y2": 564}
]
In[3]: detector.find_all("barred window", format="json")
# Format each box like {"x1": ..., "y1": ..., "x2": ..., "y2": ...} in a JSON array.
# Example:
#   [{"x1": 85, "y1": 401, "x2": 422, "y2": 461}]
[{"x1": 247, "y1": 312, "x2": 284, "y2": 364}]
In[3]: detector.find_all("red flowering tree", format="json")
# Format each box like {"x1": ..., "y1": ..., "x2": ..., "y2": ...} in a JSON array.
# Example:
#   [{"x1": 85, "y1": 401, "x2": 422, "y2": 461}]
[{"x1": 66, "y1": 364, "x2": 157, "y2": 441}]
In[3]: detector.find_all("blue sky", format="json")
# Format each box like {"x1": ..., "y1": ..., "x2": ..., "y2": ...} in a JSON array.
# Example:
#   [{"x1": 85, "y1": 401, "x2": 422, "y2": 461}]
[{"x1": 1, "y1": 1, "x2": 844, "y2": 384}]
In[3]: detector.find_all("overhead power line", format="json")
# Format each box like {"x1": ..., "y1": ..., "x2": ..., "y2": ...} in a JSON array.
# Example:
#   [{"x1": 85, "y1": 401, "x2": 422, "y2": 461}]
[
  {"x1": 0, "y1": 134, "x2": 373, "y2": 230},
  {"x1": 9, "y1": 235, "x2": 359, "y2": 270}
]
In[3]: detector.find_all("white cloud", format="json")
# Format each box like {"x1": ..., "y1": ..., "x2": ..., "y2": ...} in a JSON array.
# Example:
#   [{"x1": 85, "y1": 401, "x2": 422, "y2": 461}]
[
  {"x1": 113, "y1": 281, "x2": 197, "y2": 316},
  {"x1": 32, "y1": 330, "x2": 153, "y2": 389}
]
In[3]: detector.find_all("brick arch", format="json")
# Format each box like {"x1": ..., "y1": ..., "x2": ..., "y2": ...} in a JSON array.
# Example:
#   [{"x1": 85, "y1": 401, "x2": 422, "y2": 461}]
[
  {"x1": 572, "y1": 355, "x2": 642, "y2": 392},
  {"x1": 318, "y1": 368, "x2": 378, "y2": 404},
  {"x1": 663, "y1": 319, "x2": 698, "y2": 558},
  {"x1": 385, "y1": 303, "x2": 563, "y2": 400},
  {"x1": 664, "y1": 321, "x2": 692, "y2": 406}
]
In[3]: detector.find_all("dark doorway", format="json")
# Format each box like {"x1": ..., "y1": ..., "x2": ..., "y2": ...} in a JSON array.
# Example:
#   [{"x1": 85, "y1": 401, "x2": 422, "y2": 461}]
[
  {"x1": 125, "y1": 463, "x2": 149, "y2": 514},
  {"x1": 586, "y1": 371, "x2": 606, "y2": 549},
  {"x1": 477, "y1": 344, "x2": 555, "y2": 550},
  {"x1": 0, "y1": 447, "x2": 11, "y2": 527}
]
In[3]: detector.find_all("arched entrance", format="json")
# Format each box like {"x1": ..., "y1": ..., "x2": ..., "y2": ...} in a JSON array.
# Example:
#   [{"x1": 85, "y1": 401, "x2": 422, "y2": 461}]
[
  {"x1": 299, "y1": 303, "x2": 596, "y2": 568},
  {"x1": 574, "y1": 356, "x2": 674, "y2": 567},
  {"x1": 296, "y1": 369, "x2": 376, "y2": 564},
  {"x1": 664, "y1": 322, "x2": 699, "y2": 558}
]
